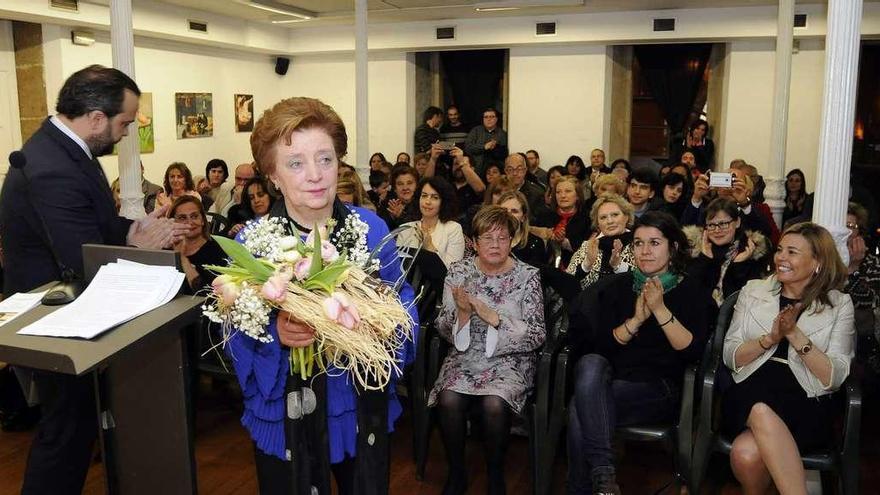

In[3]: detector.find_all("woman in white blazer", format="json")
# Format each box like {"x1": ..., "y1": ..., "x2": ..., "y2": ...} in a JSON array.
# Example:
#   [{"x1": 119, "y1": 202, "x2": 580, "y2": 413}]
[
  {"x1": 397, "y1": 176, "x2": 465, "y2": 269},
  {"x1": 721, "y1": 222, "x2": 855, "y2": 495}
]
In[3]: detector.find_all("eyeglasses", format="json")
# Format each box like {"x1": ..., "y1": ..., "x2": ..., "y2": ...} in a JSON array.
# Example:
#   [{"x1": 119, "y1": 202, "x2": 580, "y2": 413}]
[
  {"x1": 705, "y1": 220, "x2": 734, "y2": 231},
  {"x1": 174, "y1": 212, "x2": 202, "y2": 222},
  {"x1": 846, "y1": 222, "x2": 860, "y2": 231},
  {"x1": 477, "y1": 234, "x2": 511, "y2": 246},
  {"x1": 505, "y1": 167, "x2": 526, "y2": 174}
]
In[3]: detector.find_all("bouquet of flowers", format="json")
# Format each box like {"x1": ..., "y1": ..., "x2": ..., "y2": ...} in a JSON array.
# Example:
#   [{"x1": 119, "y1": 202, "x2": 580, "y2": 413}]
[{"x1": 202, "y1": 215, "x2": 414, "y2": 391}]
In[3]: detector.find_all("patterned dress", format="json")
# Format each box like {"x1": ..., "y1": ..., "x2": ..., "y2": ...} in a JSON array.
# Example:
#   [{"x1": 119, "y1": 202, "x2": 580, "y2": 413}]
[{"x1": 428, "y1": 257, "x2": 545, "y2": 413}]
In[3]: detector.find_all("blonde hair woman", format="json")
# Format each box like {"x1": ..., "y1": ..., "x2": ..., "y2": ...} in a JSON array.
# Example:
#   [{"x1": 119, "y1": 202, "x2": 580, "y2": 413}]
[{"x1": 568, "y1": 193, "x2": 636, "y2": 290}]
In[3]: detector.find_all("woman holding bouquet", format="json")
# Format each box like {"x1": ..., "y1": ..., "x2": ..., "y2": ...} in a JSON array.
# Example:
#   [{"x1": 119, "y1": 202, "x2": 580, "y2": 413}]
[{"x1": 226, "y1": 97, "x2": 418, "y2": 495}]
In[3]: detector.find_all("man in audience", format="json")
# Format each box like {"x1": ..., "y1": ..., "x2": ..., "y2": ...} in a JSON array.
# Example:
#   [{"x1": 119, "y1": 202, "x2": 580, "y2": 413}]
[
  {"x1": 414, "y1": 106, "x2": 443, "y2": 154},
  {"x1": 450, "y1": 152, "x2": 485, "y2": 215},
  {"x1": 465, "y1": 107, "x2": 508, "y2": 174},
  {"x1": 0, "y1": 64, "x2": 185, "y2": 495},
  {"x1": 367, "y1": 170, "x2": 390, "y2": 207},
  {"x1": 504, "y1": 153, "x2": 546, "y2": 221},
  {"x1": 589, "y1": 148, "x2": 612, "y2": 178},
  {"x1": 203, "y1": 158, "x2": 229, "y2": 202},
  {"x1": 440, "y1": 105, "x2": 468, "y2": 150},
  {"x1": 111, "y1": 160, "x2": 163, "y2": 213},
  {"x1": 625, "y1": 168, "x2": 657, "y2": 218},
  {"x1": 526, "y1": 149, "x2": 547, "y2": 186},
  {"x1": 211, "y1": 162, "x2": 256, "y2": 216}
]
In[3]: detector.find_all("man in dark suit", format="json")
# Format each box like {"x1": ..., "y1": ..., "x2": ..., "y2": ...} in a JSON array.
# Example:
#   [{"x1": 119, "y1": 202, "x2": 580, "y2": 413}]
[{"x1": 0, "y1": 64, "x2": 186, "y2": 494}]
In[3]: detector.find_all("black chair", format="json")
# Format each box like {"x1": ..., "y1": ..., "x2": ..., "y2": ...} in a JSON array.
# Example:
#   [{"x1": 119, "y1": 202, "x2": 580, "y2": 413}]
[
  {"x1": 414, "y1": 284, "x2": 565, "y2": 494},
  {"x1": 206, "y1": 212, "x2": 229, "y2": 236},
  {"x1": 540, "y1": 285, "x2": 712, "y2": 495},
  {"x1": 691, "y1": 291, "x2": 862, "y2": 494}
]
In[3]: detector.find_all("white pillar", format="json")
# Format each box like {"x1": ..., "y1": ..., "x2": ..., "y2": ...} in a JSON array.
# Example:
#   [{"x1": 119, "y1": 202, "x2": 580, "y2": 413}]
[
  {"x1": 111, "y1": 0, "x2": 144, "y2": 219},
  {"x1": 813, "y1": 0, "x2": 862, "y2": 264},
  {"x1": 766, "y1": 0, "x2": 794, "y2": 229},
  {"x1": 354, "y1": 0, "x2": 368, "y2": 173}
]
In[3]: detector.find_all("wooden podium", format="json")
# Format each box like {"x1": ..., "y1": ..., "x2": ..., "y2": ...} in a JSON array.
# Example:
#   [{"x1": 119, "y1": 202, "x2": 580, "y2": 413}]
[{"x1": 0, "y1": 245, "x2": 204, "y2": 494}]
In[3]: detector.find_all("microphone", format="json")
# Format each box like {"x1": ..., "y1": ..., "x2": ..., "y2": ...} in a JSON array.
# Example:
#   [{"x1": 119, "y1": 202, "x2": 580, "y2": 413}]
[{"x1": 9, "y1": 151, "x2": 83, "y2": 305}]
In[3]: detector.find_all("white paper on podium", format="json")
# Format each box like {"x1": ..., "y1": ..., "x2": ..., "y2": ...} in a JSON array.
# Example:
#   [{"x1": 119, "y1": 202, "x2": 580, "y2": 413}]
[
  {"x1": 0, "y1": 291, "x2": 48, "y2": 327},
  {"x1": 17, "y1": 262, "x2": 185, "y2": 339}
]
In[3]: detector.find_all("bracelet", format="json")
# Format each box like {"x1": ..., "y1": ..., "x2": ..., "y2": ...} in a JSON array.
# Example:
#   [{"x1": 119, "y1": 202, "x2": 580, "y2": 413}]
[
  {"x1": 659, "y1": 314, "x2": 675, "y2": 327},
  {"x1": 623, "y1": 319, "x2": 637, "y2": 337},
  {"x1": 757, "y1": 334, "x2": 772, "y2": 351}
]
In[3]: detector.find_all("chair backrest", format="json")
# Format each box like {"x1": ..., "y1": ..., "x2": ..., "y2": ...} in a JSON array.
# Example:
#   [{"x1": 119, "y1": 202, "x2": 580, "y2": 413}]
[
  {"x1": 712, "y1": 290, "x2": 740, "y2": 359},
  {"x1": 206, "y1": 212, "x2": 229, "y2": 236},
  {"x1": 543, "y1": 284, "x2": 568, "y2": 349}
]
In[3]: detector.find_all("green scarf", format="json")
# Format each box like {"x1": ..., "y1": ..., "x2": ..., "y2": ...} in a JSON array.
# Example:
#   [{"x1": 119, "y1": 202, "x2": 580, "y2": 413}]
[{"x1": 632, "y1": 268, "x2": 683, "y2": 294}]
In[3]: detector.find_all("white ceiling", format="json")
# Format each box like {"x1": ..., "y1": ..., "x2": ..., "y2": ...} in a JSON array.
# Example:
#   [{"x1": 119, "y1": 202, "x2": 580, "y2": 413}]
[{"x1": 119, "y1": 0, "x2": 830, "y2": 27}]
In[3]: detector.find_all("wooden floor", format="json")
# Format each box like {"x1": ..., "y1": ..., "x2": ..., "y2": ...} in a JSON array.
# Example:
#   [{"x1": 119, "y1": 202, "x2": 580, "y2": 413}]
[{"x1": 1, "y1": 379, "x2": 878, "y2": 495}]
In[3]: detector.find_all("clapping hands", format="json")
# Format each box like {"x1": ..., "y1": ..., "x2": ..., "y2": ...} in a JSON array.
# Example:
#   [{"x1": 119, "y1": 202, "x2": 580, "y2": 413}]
[{"x1": 632, "y1": 277, "x2": 666, "y2": 325}]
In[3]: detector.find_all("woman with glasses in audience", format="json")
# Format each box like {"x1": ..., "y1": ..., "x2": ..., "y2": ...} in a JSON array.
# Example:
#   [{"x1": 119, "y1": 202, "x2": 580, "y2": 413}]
[
  {"x1": 567, "y1": 211, "x2": 711, "y2": 494},
  {"x1": 397, "y1": 176, "x2": 465, "y2": 270},
  {"x1": 155, "y1": 161, "x2": 201, "y2": 210},
  {"x1": 227, "y1": 177, "x2": 275, "y2": 237},
  {"x1": 567, "y1": 193, "x2": 635, "y2": 291},
  {"x1": 378, "y1": 164, "x2": 419, "y2": 229},
  {"x1": 843, "y1": 202, "x2": 880, "y2": 375},
  {"x1": 430, "y1": 206, "x2": 545, "y2": 495},
  {"x1": 168, "y1": 195, "x2": 225, "y2": 294},
  {"x1": 497, "y1": 190, "x2": 546, "y2": 268},
  {"x1": 721, "y1": 222, "x2": 854, "y2": 495},
  {"x1": 684, "y1": 198, "x2": 770, "y2": 306}
]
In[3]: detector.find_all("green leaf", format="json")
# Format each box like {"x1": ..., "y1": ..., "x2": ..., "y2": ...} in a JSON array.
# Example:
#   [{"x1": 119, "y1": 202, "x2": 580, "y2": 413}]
[
  {"x1": 308, "y1": 225, "x2": 323, "y2": 278},
  {"x1": 211, "y1": 235, "x2": 274, "y2": 282}
]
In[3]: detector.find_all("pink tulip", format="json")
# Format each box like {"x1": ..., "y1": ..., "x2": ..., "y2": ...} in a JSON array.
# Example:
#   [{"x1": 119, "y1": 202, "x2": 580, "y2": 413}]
[
  {"x1": 293, "y1": 257, "x2": 312, "y2": 281},
  {"x1": 260, "y1": 274, "x2": 288, "y2": 303},
  {"x1": 322, "y1": 292, "x2": 361, "y2": 330},
  {"x1": 212, "y1": 274, "x2": 240, "y2": 306},
  {"x1": 320, "y1": 240, "x2": 339, "y2": 263}
]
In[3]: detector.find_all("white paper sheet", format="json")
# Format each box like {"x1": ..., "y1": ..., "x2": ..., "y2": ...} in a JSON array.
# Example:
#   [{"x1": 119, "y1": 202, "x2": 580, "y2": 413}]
[
  {"x1": 17, "y1": 262, "x2": 184, "y2": 339},
  {"x1": 0, "y1": 291, "x2": 47, "y2": 327}
]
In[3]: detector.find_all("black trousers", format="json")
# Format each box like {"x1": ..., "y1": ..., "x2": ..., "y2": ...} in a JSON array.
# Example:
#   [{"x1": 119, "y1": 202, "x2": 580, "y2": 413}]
[
  {"x1": 21, "y1": 371, "x2": 97, "y2": 495},
  {"x1": 254, "y1": 447, "x2": 358, "y2": 495}
]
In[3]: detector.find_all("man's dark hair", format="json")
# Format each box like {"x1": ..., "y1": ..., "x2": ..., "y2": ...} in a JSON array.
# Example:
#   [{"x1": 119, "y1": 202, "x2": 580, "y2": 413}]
[
  {"x1": 369, "y1": 170, "x2": 389, "y2": 189},
  {"x1": 56, "y1": 64, "x2": 141, "y2": 119},
  {"x1": 446, "y1": 105, "x2": 459, "y2": 113},
  {"x1": 205, "y1": 158, "x2": 229, "y2": 181},
  {"x1": 423, "y1": 106, "x2": 443, "y2": 122},
  {"x1": 628, "y1": 167, "x2": 659, "y2": 191},
  {"x1": 526, "y1": 149, "x2": 539, "y2": 158},
  {"x1": 483, "y1": 107, "x2": 499, "y2": 119}
]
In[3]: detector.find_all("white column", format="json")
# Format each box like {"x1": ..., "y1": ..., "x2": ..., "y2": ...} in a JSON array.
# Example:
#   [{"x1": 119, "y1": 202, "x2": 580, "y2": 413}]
[
  {"x1": 354, "y1": 0, "x2": 368, "y2": 173},
  {"x1": 765, "y1": 0, "x2": 794, "y2": 229},
  {"x1": 813, "y1": 0, "x2": 862, "y2": 264},
  {"x1": 111, "y1": 0, "x2": 144, "y2": 219}
]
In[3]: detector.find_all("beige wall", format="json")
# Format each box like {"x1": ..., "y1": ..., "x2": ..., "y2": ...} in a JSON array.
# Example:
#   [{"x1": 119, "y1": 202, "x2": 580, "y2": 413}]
[
  {"x1": 508, "y1": 44, "x2": 609, "y2": 169},
  {"x1": 0, "y1": 21, "x2": 22, "y2": 177}
]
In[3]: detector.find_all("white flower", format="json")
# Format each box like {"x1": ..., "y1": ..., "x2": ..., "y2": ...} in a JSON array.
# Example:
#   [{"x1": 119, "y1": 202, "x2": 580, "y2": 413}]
[{"x1": 278, "y1": 235, "x2": 299, "y2": 251}]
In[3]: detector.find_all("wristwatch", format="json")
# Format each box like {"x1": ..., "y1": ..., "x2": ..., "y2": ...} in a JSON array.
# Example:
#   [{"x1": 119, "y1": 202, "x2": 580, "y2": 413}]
[{"x1": 795, "y1": 339, "x2": 813, "y2": 356}]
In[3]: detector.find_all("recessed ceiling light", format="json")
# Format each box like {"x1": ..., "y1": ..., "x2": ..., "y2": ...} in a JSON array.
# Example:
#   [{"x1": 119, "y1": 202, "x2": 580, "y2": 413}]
[
  {"x1": 236, "y1": 0, "x2": 314, "y2": 20},
  {"x1": 475, "y1": 7, "x2": 521, "y2": 12}
]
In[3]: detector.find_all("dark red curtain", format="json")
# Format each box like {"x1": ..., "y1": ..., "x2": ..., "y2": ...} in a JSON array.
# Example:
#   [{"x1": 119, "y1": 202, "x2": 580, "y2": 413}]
[{"x1": 633, "y1": 44, "x2": 712, "y2": 135}]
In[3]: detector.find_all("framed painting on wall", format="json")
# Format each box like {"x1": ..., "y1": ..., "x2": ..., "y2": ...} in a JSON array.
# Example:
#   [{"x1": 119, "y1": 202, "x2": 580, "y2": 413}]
[
  {"x1": 175, "y1": 92, "x2": 213, "y2": 139},
  {"x1": 235, "y1": 94, "x2": 254, "y2": 132}
]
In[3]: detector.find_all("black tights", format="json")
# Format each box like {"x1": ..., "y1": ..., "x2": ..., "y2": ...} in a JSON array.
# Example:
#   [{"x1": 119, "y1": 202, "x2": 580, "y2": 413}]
[{"x1": 437, "y1": 390, "x2": 512, "y2": 495}]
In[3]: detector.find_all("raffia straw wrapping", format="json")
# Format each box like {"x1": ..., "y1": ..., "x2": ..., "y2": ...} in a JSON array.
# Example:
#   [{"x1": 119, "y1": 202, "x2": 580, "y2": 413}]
[{"x1": 279, "y1": 268, "x2": 414, "y2": 391}]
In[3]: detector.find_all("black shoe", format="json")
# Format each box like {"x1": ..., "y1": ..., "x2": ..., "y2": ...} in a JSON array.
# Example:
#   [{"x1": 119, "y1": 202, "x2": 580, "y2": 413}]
[
  {"x1": 591, "y1": 468, "x2": 620, "y2": 495},
  {"x1": 442, "y1": 470, "x2": 467, "y2": 495}
]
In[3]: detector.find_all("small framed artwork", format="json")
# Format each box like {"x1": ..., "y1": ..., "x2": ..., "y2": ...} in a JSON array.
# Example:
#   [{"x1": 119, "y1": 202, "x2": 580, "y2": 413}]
[
  {"x1": 235, "y1": 94, "x2": 254, "y2": 132},
  {"x1": 175, "y1": 92, "x2": 213, "y2": 139}
]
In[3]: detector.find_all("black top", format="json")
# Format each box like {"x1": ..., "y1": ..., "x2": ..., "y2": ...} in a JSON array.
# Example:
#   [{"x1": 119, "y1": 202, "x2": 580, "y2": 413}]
[
  {"x1": 185, "y1": 238, "x2": 226, "y2": 295},
  {"x1": 569, "y1": 271, "x2": 713, "y2": 382},
  {"x1": 535, "y1": 207, "x2": 591, "y2": 267},
  {"x1": 773, "y1": 295, "x2": 802, "y2": 358},
  {"x1": 0, "y1": 118, "x2": 133, "y2": 296},
  {"x1": 687, "y1": 240, "x2": 767, "y2": 301},
  {"x1": 512, "y1": 233, "x2": 548, "y2": 268},
  {"x1": 413, "y1": 123, "x2": 441, "y2": 154},
  {"x1": 572, "y1": 232, "x2": 633, "y2": 283}
]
